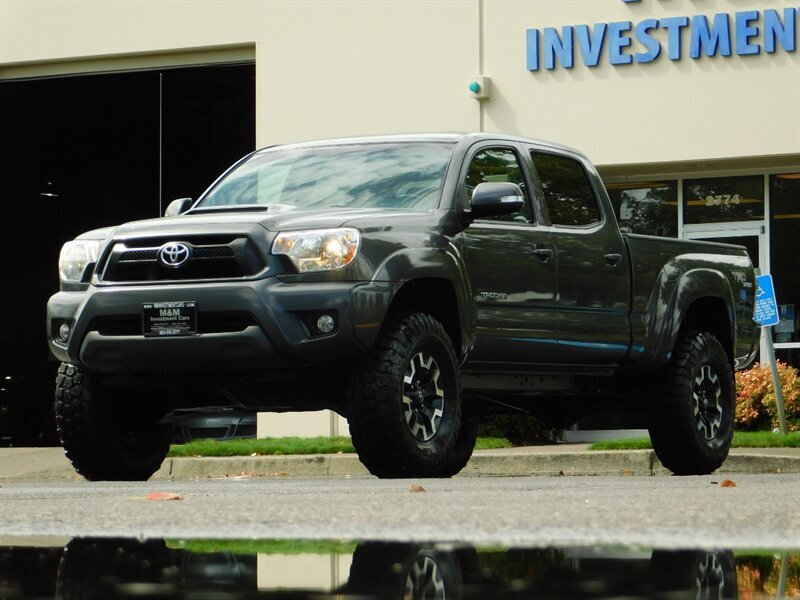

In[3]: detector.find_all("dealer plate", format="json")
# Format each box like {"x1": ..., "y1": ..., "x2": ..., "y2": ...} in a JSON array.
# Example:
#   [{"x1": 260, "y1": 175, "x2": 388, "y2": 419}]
[{"x1": 142, "y1": 301, "x2": 197, "y2": 337}]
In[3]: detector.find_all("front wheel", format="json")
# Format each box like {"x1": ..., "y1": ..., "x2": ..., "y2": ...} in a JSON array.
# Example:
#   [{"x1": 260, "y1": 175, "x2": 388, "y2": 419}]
[
  {"x1": 648, "y1": 330, "x2": 735, "y2": 475},
  {"x1": 54, "y1": 363, "x2": 171, "y2": 481},
  {"x1": 348, "y1": 314, "x2": 462, "y2": 478}
]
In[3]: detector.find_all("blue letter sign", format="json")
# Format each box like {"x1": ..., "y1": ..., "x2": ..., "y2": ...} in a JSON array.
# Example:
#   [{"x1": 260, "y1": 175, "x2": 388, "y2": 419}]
[
  {"x1": 525, "y1": 6, "x2": 798, "y2": 71},
  {"x1": 754, "y1": 274, "x2": 780, "y2": 327}
]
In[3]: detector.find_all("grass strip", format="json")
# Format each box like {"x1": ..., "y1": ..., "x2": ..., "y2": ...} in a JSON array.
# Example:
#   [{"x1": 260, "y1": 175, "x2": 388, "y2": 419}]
[
  {"x1": 168, "y1": 436, "x2": 355, "y2": 458},
  {"x1": 168, "y1": 435, "x2": 513, "y2": 457},
  {"x1": 166, "y1": 539, "x2": 358, "y2": 555},
  {"x1": 590, "y1": 430, "x2": 800, "y2": 451}
]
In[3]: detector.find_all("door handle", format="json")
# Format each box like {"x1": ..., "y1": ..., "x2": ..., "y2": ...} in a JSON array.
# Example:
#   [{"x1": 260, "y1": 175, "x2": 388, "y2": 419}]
[
  {"x1": 532, "y1": 248, "x2": 554, "y2": 261},
  {"x1": 604, "y1": 252, "x2": 622, "y2": 266}
]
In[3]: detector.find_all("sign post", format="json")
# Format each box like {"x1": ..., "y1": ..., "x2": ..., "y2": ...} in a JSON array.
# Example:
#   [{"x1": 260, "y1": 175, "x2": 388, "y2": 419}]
[{"x1": 754, "y1": 273, "x2": 788, "y2": 435}]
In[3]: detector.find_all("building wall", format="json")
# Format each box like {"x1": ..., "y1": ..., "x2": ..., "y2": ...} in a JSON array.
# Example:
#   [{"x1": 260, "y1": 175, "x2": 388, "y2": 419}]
[
  {"x1": 2, "y1": 0, "x2": 798, "y2": 167},
  {"x1": 484, "y1": 0, "x2": 800, "y2": 166}
]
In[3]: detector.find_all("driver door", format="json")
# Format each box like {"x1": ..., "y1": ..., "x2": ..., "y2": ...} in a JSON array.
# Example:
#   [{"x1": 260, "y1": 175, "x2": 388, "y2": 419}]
[{"x1": 459, "y1": 143, "x2": 558, "y2": 366}]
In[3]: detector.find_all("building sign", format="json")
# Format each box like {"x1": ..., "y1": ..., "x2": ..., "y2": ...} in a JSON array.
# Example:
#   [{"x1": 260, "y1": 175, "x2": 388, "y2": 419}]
[{"x1": 526, "y1": 5, "x2": 798, "y2": 71}]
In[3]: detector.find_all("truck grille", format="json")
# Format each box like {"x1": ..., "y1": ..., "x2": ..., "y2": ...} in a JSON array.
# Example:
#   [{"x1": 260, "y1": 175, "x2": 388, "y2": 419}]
[{"x1": 98, "y1": 236, "x2": 265, "y2": 282}]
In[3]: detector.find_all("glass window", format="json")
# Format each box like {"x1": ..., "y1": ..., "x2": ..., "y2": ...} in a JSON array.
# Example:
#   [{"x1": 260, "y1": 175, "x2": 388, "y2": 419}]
[
  {"x1": 606, "y1": 181, "x2": 678, "y2": 237},
  {"x1": 465, "y1": 147, "x2": 533, "y2": 223},
  {"x1": 200, "y1": 142, "x2": 454, "y2": 211},
  {"x1": 770, "y1": 173, "x2": 800, "y2": 368},
  {"x1": 531, "y1": 153, "x2": 601, "y2": 227},
  {"x1": 683, "y1": 175, "x2": 764, "y2": 224}
]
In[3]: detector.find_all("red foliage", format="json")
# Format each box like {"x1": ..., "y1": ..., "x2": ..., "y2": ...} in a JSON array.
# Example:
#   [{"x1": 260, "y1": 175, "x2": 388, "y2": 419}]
[{"x1": 735, "y1": 361, "x2": 800, "y2": 431}]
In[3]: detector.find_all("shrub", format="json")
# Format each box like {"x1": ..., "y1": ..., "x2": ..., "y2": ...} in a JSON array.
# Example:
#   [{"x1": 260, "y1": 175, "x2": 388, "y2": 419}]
[{"x1": 735, "y1": 361, "x2": 800, "y2": 432}]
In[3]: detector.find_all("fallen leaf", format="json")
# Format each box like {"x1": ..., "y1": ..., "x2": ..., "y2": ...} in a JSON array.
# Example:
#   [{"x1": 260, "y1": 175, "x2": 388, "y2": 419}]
[
  {"x1": 270, "y1": 471, "x2": 289, "y2": 477},
  {"x1": 776, "y1": 468, "x2": 782, "y2": 474},
  {"x1": 720, "y1": 479, "x2": 737, "y2": 488},
  {"x1": 146, "y1": 492, "x2": 183, "y2": 501},
  {"x1": 410, "y1": 484, "x2": 426, "y2": 493}
]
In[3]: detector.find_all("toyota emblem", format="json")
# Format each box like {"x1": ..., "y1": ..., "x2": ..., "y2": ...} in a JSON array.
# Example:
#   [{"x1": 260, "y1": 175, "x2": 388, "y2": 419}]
[{"x1": 158, "y1": 242, "x2": 191, "y2": 268}]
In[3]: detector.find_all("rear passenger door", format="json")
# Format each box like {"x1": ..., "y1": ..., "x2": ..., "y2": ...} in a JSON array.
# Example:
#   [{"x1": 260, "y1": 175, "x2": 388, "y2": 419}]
[
  {"x1": 529, "y1": 149, "x2": 631, "y2": 365},
  {"x1": 459, "y1": 143, "x2": 559, "y2": 365}
]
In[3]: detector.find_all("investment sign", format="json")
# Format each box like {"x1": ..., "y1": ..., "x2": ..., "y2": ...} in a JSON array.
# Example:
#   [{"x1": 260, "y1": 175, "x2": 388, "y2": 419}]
[{"x1": 526, "y1": 2, "x2": 798, "y2": 71}]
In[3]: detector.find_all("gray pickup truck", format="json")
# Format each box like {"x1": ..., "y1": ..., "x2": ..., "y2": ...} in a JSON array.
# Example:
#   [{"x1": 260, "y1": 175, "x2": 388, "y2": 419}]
[{"x1": 47, "y1": 133, "x2": 758, "y2": 480}]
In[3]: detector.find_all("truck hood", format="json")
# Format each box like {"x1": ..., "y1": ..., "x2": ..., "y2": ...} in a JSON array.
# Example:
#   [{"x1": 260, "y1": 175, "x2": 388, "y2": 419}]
[{"x1": 100, "y1": 206, "x2": 430, "y2": 238}]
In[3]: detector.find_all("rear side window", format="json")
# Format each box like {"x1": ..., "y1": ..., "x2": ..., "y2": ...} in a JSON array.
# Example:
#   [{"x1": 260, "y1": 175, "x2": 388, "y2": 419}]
[{"x1": 531, "y1": 152, "x2": 601, "y2": 226}]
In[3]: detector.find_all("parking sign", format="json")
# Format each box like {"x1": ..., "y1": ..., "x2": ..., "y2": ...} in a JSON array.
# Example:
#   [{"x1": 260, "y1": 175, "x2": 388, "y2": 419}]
[{"x1": 754, "y1": 274, "x2": 780, "y2": 327}]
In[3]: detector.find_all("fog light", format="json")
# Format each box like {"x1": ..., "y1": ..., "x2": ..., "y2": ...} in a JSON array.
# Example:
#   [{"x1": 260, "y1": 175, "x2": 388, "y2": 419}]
[
  {"x1": 57, "y1": 322, "x2": 71, "y2": 343},
  {"x1": 316, "y1": 314, "x2": 336, "y2": 334}
]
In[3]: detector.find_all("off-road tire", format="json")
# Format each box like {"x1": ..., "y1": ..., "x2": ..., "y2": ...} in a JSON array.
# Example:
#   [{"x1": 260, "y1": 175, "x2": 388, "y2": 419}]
[
  {"x1": 648, "y1": 330, "x2": 735, "y2": 475},
  {"x1": 437, "y1": 417, "x2": 478, "y2": 478},
  {"x1": 54, "y1": 363, "x2": 171, "y2": 481},
  {"x1": 348, "y1": 313, "x2": 461, "y2": 478}
]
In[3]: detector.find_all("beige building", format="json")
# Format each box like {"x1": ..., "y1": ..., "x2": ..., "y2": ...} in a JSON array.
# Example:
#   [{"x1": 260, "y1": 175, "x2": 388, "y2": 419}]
[{"x1": 2, "y1": 0, "x2": 797, "y2": 437}]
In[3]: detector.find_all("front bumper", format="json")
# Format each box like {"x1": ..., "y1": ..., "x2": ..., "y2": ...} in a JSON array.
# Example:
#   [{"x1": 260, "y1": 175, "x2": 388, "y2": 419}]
[{"x1": 47, "y1": 277, "x2": 397, "y2": 373}]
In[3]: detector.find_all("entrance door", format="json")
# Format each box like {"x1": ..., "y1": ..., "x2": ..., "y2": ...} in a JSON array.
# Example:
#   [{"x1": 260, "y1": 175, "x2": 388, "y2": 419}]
[{"x1": 684, "y1": 226, "x2": 764, "y2": 271}]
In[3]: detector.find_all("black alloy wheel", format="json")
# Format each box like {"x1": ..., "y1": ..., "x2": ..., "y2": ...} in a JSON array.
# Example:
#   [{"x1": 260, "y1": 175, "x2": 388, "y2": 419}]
[
  {"x1": 693, "y1": 364, "x2": 724, "y2": 441},
  {"x1": 348, "y1": 313, "x2": 462, "y2": 478},
  {"x1": 649, "y1": 330, "x2": 735, "y2": 475},
  {"x1": 402, "y1": 351, "x2": 445, "y2": 442}
]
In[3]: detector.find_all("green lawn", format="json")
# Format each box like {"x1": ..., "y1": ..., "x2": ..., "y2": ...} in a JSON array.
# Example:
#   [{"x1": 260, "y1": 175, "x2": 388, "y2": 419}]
[
  {"x1": 167, "y1": 539, "x2": 358, "y2": 555},
  {"x1": 166, "y1": 431, "x2": 797, "y2": 457},
  {"x1": 168, "y1": 435, "x2": 512, "y2": 457},
  {"x1": 590, "y1": 431, "x2": 800, "y2": 451}
]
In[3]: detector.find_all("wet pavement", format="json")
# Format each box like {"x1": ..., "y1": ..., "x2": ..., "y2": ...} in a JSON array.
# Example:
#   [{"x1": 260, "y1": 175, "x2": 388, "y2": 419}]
[
  {"x1": 2, "y1": 449, "x2": 798, "y2": 598},
  {"x1": 1, "y1": 537, "x2": 797, "y2": 599}
]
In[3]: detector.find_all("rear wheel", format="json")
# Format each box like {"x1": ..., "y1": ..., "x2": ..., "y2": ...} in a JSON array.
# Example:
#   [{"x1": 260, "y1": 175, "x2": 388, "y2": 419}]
[
  {"x1": 648, "y1": 330, "x2": 734, "y2": 475},
  {"x1": 348, "y1": 314, "x2": 461, "y2": 478},
  {"x1": 54, "y1": 363, "x2": 171, "y2": 481}
]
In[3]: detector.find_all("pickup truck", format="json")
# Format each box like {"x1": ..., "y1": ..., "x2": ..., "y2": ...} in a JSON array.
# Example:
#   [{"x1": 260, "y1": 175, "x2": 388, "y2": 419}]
[{"x1": 47, "y1": 133, "x2": 759, "y2": 480}]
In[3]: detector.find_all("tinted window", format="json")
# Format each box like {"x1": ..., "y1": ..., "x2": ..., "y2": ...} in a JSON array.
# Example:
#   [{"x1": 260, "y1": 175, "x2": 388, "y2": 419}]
[
  {"x1": 465, "y1": 147, "x2": 532, "y2": 223},
  {"x1": 200, "y1": 142, "x2": 453, "y2": 211},
  {"x1": 532, "y1": 153, "x2": 601, "y2": 226},
  {"x1": 606, "y1": 180, "x2": 678, "y2": 237},
  {"x1": 683, "y1": 175, "x2": 764, "y2": 224}
]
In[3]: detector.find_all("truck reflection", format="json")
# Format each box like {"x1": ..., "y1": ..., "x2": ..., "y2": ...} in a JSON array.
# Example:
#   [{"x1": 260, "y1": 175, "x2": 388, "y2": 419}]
[{"x1": 5, "y1": 538, "x2": 788, "y2": 599}]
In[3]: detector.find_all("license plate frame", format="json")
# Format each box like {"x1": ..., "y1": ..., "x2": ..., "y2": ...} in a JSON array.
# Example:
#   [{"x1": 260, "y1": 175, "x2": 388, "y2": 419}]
[{"x1": 142, "y1": 301, "x2": 198, "y2": 337}]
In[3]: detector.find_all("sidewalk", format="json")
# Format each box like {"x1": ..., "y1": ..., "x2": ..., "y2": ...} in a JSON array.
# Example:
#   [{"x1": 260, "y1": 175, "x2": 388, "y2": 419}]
[{"x1": 1, "y1": 445, "x2": 798, "y2": 482}]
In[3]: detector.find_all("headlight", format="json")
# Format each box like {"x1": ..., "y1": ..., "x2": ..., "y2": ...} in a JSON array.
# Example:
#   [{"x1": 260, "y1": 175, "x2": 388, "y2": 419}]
[
  {"x1": 272, "y1": 228, "x2": 360, "y2": 273},
  {"x1": 59, "y1": 240, "x2": 100, "y2": 283}
]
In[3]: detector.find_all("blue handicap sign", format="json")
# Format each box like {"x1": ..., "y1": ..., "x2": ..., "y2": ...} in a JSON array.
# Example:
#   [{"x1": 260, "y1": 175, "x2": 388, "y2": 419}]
[{"x1": 754, "y1": 274, "x2": 780, "y2": 327}]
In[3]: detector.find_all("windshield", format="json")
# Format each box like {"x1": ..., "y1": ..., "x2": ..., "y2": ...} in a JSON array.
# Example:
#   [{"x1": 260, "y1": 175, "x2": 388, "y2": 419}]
[{"x1": 199, "y1": 142, "x2": 455, "y2": 210}]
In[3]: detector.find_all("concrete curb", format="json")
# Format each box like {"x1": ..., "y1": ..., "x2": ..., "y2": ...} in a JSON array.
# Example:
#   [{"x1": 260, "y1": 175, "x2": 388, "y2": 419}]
[
  {"x1": 150, "y1": 448, "x2": 799, "y2": 480},
  {"x1": 1, "y1": 446, "x2": 797, "y2": 482}
]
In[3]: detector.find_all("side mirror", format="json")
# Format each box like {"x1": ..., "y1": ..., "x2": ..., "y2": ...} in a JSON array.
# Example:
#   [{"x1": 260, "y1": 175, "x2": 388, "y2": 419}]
[
  {"x1": 469, "y1": 182, "x2": 525, "y2": 219},
  {"x1": 164, "y1": 198, "x2": 194, "y2": 217}
]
